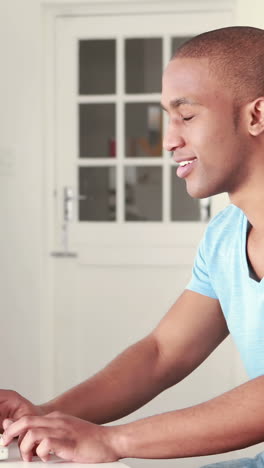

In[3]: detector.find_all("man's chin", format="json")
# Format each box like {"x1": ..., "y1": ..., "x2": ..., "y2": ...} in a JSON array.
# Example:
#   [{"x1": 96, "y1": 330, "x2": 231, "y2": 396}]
[
  {"x1": 185, "y1": 185, "x2": 211, "y2": 200},
  {"x1": 185, "y1": 180, "x2": 223, "y2": 199}
]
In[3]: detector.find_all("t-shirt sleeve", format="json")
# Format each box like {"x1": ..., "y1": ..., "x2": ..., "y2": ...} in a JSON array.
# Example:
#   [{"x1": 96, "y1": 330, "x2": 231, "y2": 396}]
[{"x1": 186, "y1": 236, "x2": 218, "y2": 299}]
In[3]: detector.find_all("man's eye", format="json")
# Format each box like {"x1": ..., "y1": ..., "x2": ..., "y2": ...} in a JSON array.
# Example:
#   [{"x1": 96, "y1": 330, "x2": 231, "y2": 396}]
[{"x1": 182, "y1": 116, "x2": 194, "y2": 121}]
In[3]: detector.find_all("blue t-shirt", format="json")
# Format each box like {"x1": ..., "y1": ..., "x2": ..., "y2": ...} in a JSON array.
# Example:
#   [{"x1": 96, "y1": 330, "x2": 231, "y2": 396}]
[{"x1": 186, "y1": 204, "x2": 264, "y2": 379}]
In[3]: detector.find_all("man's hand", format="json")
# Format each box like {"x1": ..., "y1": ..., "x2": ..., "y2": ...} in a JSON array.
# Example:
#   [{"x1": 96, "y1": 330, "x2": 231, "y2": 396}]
[
  {"x1": 2, "y1": 412, "x2": 119, "y2": 463},
  {"x1": 0, "y1": 390, "x2": 43, "y2": 429}
]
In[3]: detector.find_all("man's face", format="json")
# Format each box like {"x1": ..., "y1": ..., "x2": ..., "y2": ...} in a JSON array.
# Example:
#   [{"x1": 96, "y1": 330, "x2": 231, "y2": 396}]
[{"x1": 161, "y1": 57, "x2": 250, "y2": 199}]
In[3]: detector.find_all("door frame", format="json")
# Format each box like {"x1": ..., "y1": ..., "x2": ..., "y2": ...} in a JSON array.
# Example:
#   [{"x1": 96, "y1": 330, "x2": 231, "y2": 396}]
[{"x1": 41, "y1": 0, "x2": 235, "y2": 400}]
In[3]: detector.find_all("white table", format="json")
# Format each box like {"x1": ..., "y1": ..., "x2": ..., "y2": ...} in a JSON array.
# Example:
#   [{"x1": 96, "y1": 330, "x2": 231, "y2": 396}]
[{"x1": 2, "y1": 443, "x2": 130, "y2": 468}]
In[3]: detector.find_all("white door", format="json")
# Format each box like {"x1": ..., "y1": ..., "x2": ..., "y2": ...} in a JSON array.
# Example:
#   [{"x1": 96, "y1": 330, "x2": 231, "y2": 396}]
[{"x1": 49, "y1": 7, "x2": 247, "y2": 467}]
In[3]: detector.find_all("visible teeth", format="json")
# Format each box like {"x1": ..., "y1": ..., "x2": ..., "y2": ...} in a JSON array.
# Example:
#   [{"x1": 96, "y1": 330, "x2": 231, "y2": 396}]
[
  {"x1": 179, "y1": 159, "x2": 195, "y2": 166},
  {"x1": 179, "y1": 161, "x2": 191, "y2": 166}
]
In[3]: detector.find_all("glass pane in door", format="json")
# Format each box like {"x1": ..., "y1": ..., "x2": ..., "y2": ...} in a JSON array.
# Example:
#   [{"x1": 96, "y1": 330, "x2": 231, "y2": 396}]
[
  {"x1": 79, "y1": 104, "x2": 116, "y2": 158},
  {"x1": 171, "y1": 36, "x2": 192, "y2": 56},
  {"x1": 79, "y1": 39, "x2": 116, "y2": 94},
  {"x1": 79, "y1": 167, "x2": 116, "y2": 221},
  {"x1": 171, "y1": 167, "x2": 200, "y2": 221},
  {"x1": 125, "y1": 38, "x2": 162, "y2": 93},
  {"x1": 125, "y1": 166, "x2": 162, "y2": 221},
  {"x1": 125, "y1": 103, "x2": 162, "y2": 157}
]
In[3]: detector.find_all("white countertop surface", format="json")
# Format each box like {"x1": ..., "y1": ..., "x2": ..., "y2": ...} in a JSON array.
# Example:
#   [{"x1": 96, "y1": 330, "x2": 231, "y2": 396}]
[{"x1": 1, "y1": 443, "x2": 129, "y2": 468}]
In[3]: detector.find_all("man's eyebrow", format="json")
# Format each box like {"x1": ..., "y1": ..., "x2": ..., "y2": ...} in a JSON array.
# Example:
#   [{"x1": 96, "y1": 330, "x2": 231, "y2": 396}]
[{"x1": 160, "y1": 97, "x2": 200, "y2": 111}]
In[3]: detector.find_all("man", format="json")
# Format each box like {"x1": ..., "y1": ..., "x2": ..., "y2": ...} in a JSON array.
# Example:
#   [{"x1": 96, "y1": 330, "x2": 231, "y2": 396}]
[{"x1": 2, "y1": 26, "x2": 264, "y2": 467}]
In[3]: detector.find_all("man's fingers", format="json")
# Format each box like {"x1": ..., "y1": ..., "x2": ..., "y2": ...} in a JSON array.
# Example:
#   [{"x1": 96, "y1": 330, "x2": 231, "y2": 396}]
[
  {"x1": 36, "y1": 437, "x2": 73, "y2": 463},
  {"x1": 2, "y1": 419, "x2": 13, "y2": 431},
  {"x1": 3, "y1": 416, "x2": 58, "y2": 445},
  {"x1": 2, "y1": 413, "x2": 76, "y2": 463},
  {"x1": 19, "y1": 428, "x2": 66, "y2": 462},
  {"x1": 19, "y1": 428, "x2": 50, "y2": 462},
  {"x1": 18, "y1": 431, "x2": 29, "y2": 451}
]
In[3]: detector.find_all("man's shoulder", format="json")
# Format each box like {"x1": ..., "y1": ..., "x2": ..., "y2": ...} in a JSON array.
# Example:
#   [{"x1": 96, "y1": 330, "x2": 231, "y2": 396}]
[
  {"x1": 204, "y1": 203, "x2": 245, "y2": 247},
  {"x1": 186, "y1": 204, "x2": 245, "y2": 298},
  {"x1": 208, "y1": 203, "x2": 244, "y2": 230}
]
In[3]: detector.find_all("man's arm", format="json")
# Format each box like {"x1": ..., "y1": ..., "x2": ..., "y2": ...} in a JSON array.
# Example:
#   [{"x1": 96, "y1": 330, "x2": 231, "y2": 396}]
[
  {"x1": 3, "y1": 289, "x2": 236, "y2": 463},
  {"x1": 4, "y1": 375, "x2": 264, "y2": 462},
  {"x1": 0, "y1": 289, "x2": 227, "y2": 429},
  {"x1": 39, "y1": 290, "x2": 228, "y2": 423},
  {"x1": 111, "y1": 374, "x2": 264, "y2": 459}
]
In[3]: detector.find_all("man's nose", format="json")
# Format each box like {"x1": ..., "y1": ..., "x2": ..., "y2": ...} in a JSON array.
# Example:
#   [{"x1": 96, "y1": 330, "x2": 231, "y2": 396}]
[{"x1": 163, "y1": 124, "x2": 185, "y2": 152}]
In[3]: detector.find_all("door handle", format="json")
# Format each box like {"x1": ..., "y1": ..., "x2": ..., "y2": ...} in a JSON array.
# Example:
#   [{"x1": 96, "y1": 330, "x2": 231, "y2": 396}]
[
  {"x1": 64, "y1": 186, "x2": 86, "y2": 222},
  {"x1": 51, "y1": 186, "x2": 85, "y2": 258}
]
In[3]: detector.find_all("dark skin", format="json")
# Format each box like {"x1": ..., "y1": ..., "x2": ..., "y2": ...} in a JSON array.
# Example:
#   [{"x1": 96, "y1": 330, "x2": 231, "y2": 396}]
[{"x1": 1, "y1": 56, "x2": 264, "y2": 463}]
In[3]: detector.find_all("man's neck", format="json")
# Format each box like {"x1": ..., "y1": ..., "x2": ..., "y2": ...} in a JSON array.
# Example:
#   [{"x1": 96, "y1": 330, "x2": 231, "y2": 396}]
[
  {"x1": 228, "y1": 154, "x2": 264, "y2": 232},
  {"x1": 229, "y1": 191, "x2": 264, "y2": 234}
]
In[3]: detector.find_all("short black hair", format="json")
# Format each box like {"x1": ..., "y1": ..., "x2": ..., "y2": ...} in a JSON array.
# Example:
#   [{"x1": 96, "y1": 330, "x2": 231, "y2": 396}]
[{"x1": 173, "y1": 26, "x2": 264, "y2": 104}]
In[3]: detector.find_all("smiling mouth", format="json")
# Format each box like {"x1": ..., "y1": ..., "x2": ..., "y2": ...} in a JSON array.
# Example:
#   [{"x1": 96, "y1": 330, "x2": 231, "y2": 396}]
[
  {"x1": 176, "y1": 157, "x2": 198, "y2": 179},
  {"x1": 177, "y1": 158, "x2": 198, "y2": 167}
]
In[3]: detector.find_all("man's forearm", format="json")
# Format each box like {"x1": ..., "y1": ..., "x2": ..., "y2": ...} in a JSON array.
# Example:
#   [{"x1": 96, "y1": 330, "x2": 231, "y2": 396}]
[
  {"x1": 39, "y1": 292, "x2": 229, "y2": 426},
  {"x1": 39, "y1": 335, "x2": 176, "y2": 424},
  {"x1": 109, "y1": 375, "x2": 264, "y2": 459}
]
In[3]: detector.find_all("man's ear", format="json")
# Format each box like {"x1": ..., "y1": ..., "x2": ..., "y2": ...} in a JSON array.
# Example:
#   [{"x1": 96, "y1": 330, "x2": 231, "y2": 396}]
[{"x1": 248, "y1": 97, "x2": 264, "y2": 136}]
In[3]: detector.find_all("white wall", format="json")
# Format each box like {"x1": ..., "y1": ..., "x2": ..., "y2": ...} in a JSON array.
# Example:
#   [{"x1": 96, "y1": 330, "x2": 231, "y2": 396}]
[
  {"x1": 236, "y1": 0, "x2": 264, "y2": 27},
  {"x1": 0, "y1": 0, "x2": 43, "y2": 401}
]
